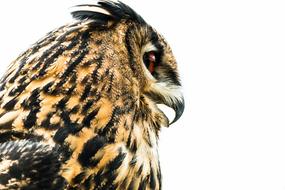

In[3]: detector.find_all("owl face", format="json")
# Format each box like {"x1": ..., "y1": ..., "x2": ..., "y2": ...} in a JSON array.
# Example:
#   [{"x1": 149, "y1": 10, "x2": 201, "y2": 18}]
[
  {"x1": 139, "y1": 27, "x2": 184, "y2": 124},
  {"x1": 71, "y1": 0, "x2": 184, "y2": 125}
]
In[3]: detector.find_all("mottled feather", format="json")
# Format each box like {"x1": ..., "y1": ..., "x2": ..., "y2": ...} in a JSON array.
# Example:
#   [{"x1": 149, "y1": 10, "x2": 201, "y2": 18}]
[{"x1": 0, "y1": 1, "x2": 184, "y2": 189}]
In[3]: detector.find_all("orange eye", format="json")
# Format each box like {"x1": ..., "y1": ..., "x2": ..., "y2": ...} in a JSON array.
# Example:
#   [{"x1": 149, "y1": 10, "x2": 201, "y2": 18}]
[{"x1": 143, "y1": 51, "x2": 157, "y2": 74}]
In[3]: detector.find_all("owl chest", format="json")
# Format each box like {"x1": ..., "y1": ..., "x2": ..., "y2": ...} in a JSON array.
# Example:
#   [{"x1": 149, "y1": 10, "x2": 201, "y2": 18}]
[{"x1": 62, "y1": 124, "x2": 161, "y2": 190}]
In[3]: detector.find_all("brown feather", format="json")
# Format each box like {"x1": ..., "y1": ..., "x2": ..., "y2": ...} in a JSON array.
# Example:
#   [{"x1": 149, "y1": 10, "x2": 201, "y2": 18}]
[{"x1": 0, "y1": 1, "x2": 183, "y2": 189}]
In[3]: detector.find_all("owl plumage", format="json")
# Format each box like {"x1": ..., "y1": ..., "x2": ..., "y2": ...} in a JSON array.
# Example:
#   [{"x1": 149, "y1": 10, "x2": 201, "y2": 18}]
[{"x1": 0, "y1": 1, "x2": 184, "y2": 190}]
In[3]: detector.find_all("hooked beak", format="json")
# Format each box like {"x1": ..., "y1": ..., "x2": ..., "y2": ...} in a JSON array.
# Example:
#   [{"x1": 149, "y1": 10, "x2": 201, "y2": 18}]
[
  {"x1": 146, "y1": 83, "x2": 185, "y2": 126},
  {"x1": 169, "y1": 96, "x2": 185, "y2": 125}
]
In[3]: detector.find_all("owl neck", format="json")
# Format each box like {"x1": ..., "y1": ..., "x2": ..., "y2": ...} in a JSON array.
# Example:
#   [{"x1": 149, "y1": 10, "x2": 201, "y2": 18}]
[{"x1": 121, "y1": 122, "x2": 162, "y2": 190}]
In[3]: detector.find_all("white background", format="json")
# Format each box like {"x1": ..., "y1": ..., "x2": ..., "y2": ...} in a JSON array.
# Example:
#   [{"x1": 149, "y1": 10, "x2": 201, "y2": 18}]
[{"x1": 0, "y1": 1, "x2": 285, "y2": 190}]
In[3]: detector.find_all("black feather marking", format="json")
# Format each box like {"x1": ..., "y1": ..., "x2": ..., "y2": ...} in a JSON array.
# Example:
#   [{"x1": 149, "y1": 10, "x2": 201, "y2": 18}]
[
  {"x1": 23, "y1": 88, "x2": 41, "y2": 129},
  {"x1": 61, "y1": 110, "x2": 80, "y2": 132},
  {"x1": 82, "y1": 108, "x2": 99, "y2": 127},
  {"x1": 81, "y1": 99, "x2": 95, "y2": 114},
  {"x1": 102, "y1": 151, "x2": 127, "y2": 190},
  {"x1": 95, "y1": 39, "x2": 103, "y2": 45},
  {"x1": 40, "y1": 112, "x2": 59, "y2": 130},
  {"x1": 126, "y1": 120, "x2": 136, "y2": 152},
  {"x1": 105, "y1": 151, "x2": 126, "y2": 172},
  {"x1": 80, "y1": 81, "x2": 92, "y2": 101},
  {"x1": 65, "y1": 80, "x2": 77, "y2": 95},
  {"x1": 80, "y1": 75, "x2": 90, "y2": 84},
  {"x1": 138, "y1": 176, "x2": 148, "y2": 190},
  {"x1": 105, "y1": 71, "x2": 114, "y2": 93},
  {"x1": 131, "y1": 139, "x2": 138, "y2": 152},
  {"x1": 127, "y1": 179, "x2": 135, "y2": 190},
  {"x1": 149, "y1": 165, "x2": 156, "y2": 189},
  {"x1": 78, "y1": 136, "x2": 106, "y2": 167},
  {"x1": 17, "y1": 75, "x2": 27, "y2": 85},
  {"x1": 8, "y1": 58, "x2": 29, "y2": 84},
  {"x1": 94, "y1": 151, "x2": 126, "y2": 190},
  {"x1": 93, "y1": 168, "x2": 104, "y2": 188},
  {"x1": 90, "y1": 54, "x2": 104, "y2": 84},
  {"x1": 53, "y1": 127, "x2": 70, "y2": 144},
  {"x1": 70, "y1": 105, "x2": 80, "y2": 114},
  {"x1": 125, "y1": 25, "x2": 137, "y2": 73},
  {"x1": 53, "y1": 111, "x2": 81, "y2": 144},
  {"x1": 83, "y1": 175, "x2": 92, "y2": 189},
  {"x1": 137, "y1": 165, "x2": 143, "y2": 176},
  {"x1": 157, "y1": 163, "x2": 162, "y2": 189},
  {"x1": 56, "y1": 96, "x2": 69, "y2": 110},
  {"x1": 8, "y1": 81, "x2": 29, "y2": 97},
  {"x1": 72, "y1": 172, "x2": 86, "y2": 184},
  {"x1": 98, "y1": 107, "x2": 123, "y2": 142},
  {"x1": 2, "y1": 97, "x2": 17, "y2": 111},
  {"x1": 129, "y1": 156, "x2": 137, "y2": 166},
  {"x1": 42, "y1": 81, "x2": 54, "y2": 94}
]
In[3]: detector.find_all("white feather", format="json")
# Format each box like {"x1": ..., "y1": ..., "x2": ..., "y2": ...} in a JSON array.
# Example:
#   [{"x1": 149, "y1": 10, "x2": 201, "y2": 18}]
[{"x1": 69, "y1": 5, "x2": 111, "y2": 16}]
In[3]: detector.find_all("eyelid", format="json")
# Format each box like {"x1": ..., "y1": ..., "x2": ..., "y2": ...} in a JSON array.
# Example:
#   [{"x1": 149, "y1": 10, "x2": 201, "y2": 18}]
[{"x1": 142, "y1": 43, "x2": 158, "y2": 54}]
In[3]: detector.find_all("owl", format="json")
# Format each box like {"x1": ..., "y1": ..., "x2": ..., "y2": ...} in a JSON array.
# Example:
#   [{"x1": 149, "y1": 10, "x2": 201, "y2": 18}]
[{"x1": 0, "y1": 1, "x2": 184, "y2": 190}]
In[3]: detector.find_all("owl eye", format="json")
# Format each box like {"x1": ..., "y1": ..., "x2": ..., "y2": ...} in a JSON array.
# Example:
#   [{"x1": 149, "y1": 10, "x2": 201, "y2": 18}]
[{"x1": 143, "y1": 51, "x2": 158, "y2": 74}]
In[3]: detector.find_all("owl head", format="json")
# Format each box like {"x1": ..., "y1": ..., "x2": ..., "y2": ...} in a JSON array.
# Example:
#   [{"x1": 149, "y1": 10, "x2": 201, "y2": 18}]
[{"x1": 70, "y1": 0, "x2": 184, "y2": 125}]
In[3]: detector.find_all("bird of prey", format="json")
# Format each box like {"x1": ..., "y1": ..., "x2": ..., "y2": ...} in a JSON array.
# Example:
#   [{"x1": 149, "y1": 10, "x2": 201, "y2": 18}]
[{"x1": 0, "y1": 1, "x2": 184, "y2": 189}]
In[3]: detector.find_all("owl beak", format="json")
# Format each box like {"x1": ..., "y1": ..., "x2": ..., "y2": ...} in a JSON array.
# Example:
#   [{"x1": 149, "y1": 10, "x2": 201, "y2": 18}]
[
  {"x1": 169, "y1": 96, "x2": 185, "y2": 125},
  {"x1": 146, "y1": 82, "x2": 185, "y2": 125}
]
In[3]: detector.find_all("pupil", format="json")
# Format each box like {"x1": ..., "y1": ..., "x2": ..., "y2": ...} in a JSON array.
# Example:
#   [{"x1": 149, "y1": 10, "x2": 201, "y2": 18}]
[
  {"x1": 143, "y1": 52, "x2": 151, "y2": 68},
  {"x1": 143, "y1": 51, "x2": 158, "y2": 74}
]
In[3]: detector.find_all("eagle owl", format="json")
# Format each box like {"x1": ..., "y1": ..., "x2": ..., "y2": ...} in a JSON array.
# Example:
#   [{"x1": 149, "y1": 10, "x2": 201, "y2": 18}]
[{"x1": 0, "y1": 1, "x2": 184, "y2": 189}]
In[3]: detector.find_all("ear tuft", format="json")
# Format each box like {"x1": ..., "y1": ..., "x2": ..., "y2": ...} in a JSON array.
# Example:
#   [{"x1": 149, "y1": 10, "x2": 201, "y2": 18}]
[{"x1": 70, "y1": 0, "x2": 145, "y2": 25}]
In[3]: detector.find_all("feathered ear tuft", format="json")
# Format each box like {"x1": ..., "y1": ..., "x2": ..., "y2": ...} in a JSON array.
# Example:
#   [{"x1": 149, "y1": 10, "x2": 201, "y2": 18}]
[
  {"x1": 70, "y1": 4, "x2": 113, "y2": 22},
  {"x1": 70, "y1": 0, "x2": 145, "y2": 25}
]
